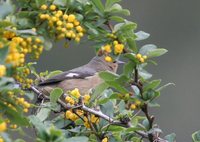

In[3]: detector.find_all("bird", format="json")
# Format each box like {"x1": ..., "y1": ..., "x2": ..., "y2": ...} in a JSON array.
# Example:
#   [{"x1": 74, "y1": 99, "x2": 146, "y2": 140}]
[{"x1": 37, "y1": 56, "x2": 120, "y2": 96}]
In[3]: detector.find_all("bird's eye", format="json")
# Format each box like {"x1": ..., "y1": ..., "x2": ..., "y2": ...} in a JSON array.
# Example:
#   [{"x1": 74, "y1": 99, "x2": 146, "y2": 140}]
[{"x1": 113, "y1": 61, "x2": 117, "y2": 63}]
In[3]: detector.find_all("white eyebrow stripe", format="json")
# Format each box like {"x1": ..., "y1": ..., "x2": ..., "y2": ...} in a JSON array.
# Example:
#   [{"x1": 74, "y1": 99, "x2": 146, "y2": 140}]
[{"x1": 65, "y1": 73, "x2": 79, "y2": 77}]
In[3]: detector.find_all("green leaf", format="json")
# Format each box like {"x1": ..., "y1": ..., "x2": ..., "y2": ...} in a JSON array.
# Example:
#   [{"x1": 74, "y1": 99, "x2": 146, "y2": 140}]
[
  {"x1": 135, "y1": 31, "x2": 150, "y2": 41},
  {"x1": 114, "y1": 21, "x2": 137, "y2": 32},
  {"x1": 109, "y1": 16, "x2": 124, "y2": 22},
  {"x1": 36, "y1": 107, "x2": 51, "y2": 122},
  {"x1": 0, "y1": 0, "x2": 15, "y2": 19},
  {"x1": 91, "y1": 0, "x2": 104, "y2": 12},
  {"x1": 107, "y1": 125, "x2": 125, "y2": 132},
  {"x1": 143, "y1": 79, "x2": 161, "y2": 92},
  {"x1": 50, "y1": 88, "x2": 63, "y2": 103},
  {"x1": 105, "y1": 0, "x2": 121, "y2": 8},
  {"x1": 108, "y1": 4, "x2": 130, "y2": 16},
  {"x1": 165, "y1": 133, "x2": 176, "y2": 142},
  {"x1": 65, "y1": 136, "x2": 89, "y2": 142},
  {"x1": 156, "y1": 83, "x2": 175, "y2": 91},
  {"x1": 122, "y1": 61, "x2": 135, "y2": 77},
  {"x1": 131, "y1": 85, "x2": 140, "y2": 96},
  {"x1": 47, "y1": 70, "x2": 63, "y2": 79},
  {"x1": 29, "y1": 115, "x2": 47, "y2": 138},
  {"x1": 99, "y1": 71, "x2": 119, "y2": 81},
  {"x1": 147, "y1": 48, "x2": 168, "y2": 58},
  {"x1": 0, "y1": 45, "x2": 9, "y2": 64},
  {"x1": 91, "y1": 82, "x2": 109, "y2": 101},
  {"x1": 0, "y1": 21, "x2": 14, "y2": 28},
  {"x1": 138, "y1": 69, "x2": 152, "y2": 80},
  {"x1": 100, "y1": 101, "x2": 114, "y2": 117},
  {"x1": 106, "y1": 80, "x2": 129, "y2": 94},
  {"x1": 44, "y1": 38, "x2": 53, "y2": 51},
  {"x1": 125, "y1": 127, "x2": 145, "y2": 133},
  {"x1": 139, "y1": 44, "x2": 157, "y2": 55},
  {"x1": 127, "y1": 38, "x2": 137, "y2": 52},
  {"x1": 124, "y1": 53, "x2": 138, "y2": 63},
  {"x1": 35, "y1": 0, "x2": 47, "y2": 7},
  {"x1": 53, "y1": 0, "x2": 67, "y2": 6}
]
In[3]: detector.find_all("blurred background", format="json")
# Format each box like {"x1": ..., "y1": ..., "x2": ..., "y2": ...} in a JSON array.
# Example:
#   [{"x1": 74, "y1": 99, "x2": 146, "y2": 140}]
[{"x1": 36, "y1": 0, "x2": 200, "y2": 141}]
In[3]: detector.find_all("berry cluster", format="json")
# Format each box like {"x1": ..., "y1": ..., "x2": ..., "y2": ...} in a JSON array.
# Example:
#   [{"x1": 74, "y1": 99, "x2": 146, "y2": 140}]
[
  {"x1": 39, "y1": 4, "x2": 84, "y2": 42},
  {"x1": 101, "y1": 40, "x2": 125, "y2": 62},
  {"x1": 65, "y1": 110, "x2": 99, "y2": 128},
  {"x1": 0, "y1": 65, "x2": 6, "y2": 77},
  {"x1": 130, "y1": 100, "x2": 142, "y2": 110},
  {"x1": 64, "y1": 88, "x2": 99, "y2": 128},
  {"x1": 0, "y1": 90, "x2": 31, "y2": 136},
  {"x1": 136, "y1": 53, "x2": 148, "y2": 63},
  {"x1": 65, "y1": 88, "x2": 91, "y2": 105},
  {"x1": 14, "y1": 67, "x2": 33, "y2": 89},
  {"x1": 2, "y1": 30, "x2": 44, "y2": 68}
]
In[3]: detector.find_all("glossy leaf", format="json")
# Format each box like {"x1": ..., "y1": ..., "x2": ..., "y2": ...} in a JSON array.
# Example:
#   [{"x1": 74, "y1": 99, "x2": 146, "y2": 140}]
[
  {"x1": 50, "y1": 88, "x2": 63, "y2": 103},
  {"x1": 99, "y1": 71, "x2": 119, "y2": 81},
  {"x1": 165, "y1": 133, "x2": 176, "y2": 142}
]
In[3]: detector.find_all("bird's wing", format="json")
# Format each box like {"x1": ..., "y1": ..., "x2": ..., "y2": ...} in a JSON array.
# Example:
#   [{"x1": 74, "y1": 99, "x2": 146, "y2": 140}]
[{"x1": 38, "y1": 67, "x2": 96, "y2": 86}]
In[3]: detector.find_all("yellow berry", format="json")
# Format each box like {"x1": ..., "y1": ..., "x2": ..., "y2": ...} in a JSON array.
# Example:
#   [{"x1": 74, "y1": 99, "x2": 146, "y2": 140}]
[
  {"x1": 74, "y1": 20, "x2": 80, "y2": 26},
  {"x1": 139, "y1": 57, "x2": 144, "y2": 63},
  {"x1": 66, "y1": 23, "x2": 74, "y2": 29},
  {"x1": 114, "y1": 44, "x2": 124, "y2": 54},
  {"x1": 70, "y1": 88, "x2": 81, "y2": 98},
  {"x1": 84, "y1": 121, "x2": 90, "y2": 128},
  {"x1": 66, "y1": 32, "x2": 72, "y2": 38},
  {"x1": 75, "y1": 37, "x2": 80, "y2": 42},
  {"x1": 68, "y1": 14, "x2": 76, "y2": 22},
  {"x1": 23, "y1": 102, "x2": 31, "y2": 108},
  {"x1": 39, "y1": 14, "x2": 46, "y2": 20},
  {"x1": 113, "y1": 40, "x2": 118, "y2": 45},
  {"x1": 23, "y1": 108, "x2": 29, "y2": 113},
  {"x1": 102, "y1": 137, "x2": 108, "y2": 142},
  {"x1": 56, "y1": 21, "x2": 63, "y2": 26},
  {"x1": 143, "y1": 55, "x2": 147, "y2": 60},
  {"x1": 135, "y1": 100, "x2": 141, "y2": 106},
  {"x1": 51, "y1": 16, "x2": 57, "y2": 22},
  {"x1": 130, "y1": 104, "x2": 136, "y2": 110},
  {"x1": 102, "y1": 44, "x2": 112, "y2": 53},
  {"x1": 78, "y1": 32, "x2": 84, "y2": 37},
  {"x1": 91, "y1": 115, "x2": 99, "y2": 124},
  {"x1": 0, "y1": 138, "x2": 4, "y2": 142},
  {"x1": 27, "y1": 37, "x2": 32, "y2": 42},
  {"x1": 35, "y1": 38, "x2": 42, "y2": 43},
  {"x1": 10, "y1": 124, "x2": 17, "y2": 129},
  {"x1": 0, "y1": 122, "x2": 7, "y2": 132},
  {"x1": 83, "y1": 94, "x2": 90, "y2": 103},
  {"x1": 76, "y1": 26, "x2": 83, "y2": 32},
  {"x1": 57, "y1": 10, "x2": 63, "y2": 16},
  {"x1": 104, "y1": 56, "x2": 112, "y2": 62},
  {"x1": 63, "y1": 14, "x2": 68, "y2": 20},
  {"x1": 32, "y1": 28, "x2": 36, "y2": 32},
  {"x1": 76, "y1": 109, "x2": 84, "y2": 116},
  {"x1": 18, "y1": 98, "x2": 25, "y2": 104},
  {"x1": 61, "y1": 28, "x2": 67, "y2": 32},
  {"x1": 0, "y1": 65, "x2": 6, "y2": 77},
  {"x1": 49, "y1": 4, "x2": 56, "y2": 11},
  {"x1": 136, "y1": 53, "x2": 142, "y2": 59},
  {"x1": 40, "y1": 4, "x2": 48, "y2": 10}
]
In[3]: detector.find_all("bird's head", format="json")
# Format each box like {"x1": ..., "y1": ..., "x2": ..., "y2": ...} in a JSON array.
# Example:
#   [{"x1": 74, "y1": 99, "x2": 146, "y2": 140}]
[{"x1": 89, "y1": 56, "x2": 124, "y2": 73}]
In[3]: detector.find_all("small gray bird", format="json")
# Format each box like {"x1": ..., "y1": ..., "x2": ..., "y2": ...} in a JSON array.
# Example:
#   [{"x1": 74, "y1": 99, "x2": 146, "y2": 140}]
[{"x1": 38, "y1": 56, "x2": 119, "y2": 95}]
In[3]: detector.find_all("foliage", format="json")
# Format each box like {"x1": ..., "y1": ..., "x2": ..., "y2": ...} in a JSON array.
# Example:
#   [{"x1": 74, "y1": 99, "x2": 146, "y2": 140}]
[{"x1": 0, "y1": 0, "x2": 186, "y2": 142}]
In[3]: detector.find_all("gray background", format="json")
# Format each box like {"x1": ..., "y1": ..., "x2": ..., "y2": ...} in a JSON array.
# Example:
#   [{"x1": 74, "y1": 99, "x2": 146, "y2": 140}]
[{"x1": 37, "y1": 0, "x2": 200, "y2": 141}]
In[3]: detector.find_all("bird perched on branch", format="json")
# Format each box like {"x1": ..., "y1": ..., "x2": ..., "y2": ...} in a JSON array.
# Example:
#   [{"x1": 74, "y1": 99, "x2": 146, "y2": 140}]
[{"x1": 38, "y1": 56, "x2": 120, "y2": 96}]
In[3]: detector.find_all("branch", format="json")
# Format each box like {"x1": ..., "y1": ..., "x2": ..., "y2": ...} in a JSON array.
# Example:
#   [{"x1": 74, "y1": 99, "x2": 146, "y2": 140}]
[
  {"x1": 31, "y1": 86, "x2": 130, "y2": 127},
  {"x1": 31, "y1": 86, "x2": 168, "y2": 142}
]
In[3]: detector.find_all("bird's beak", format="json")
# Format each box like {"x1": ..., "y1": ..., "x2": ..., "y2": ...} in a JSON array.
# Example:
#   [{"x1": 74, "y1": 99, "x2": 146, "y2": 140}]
[{"x1": 116, "y1": 60, "x2": 125, "y2": 64}]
